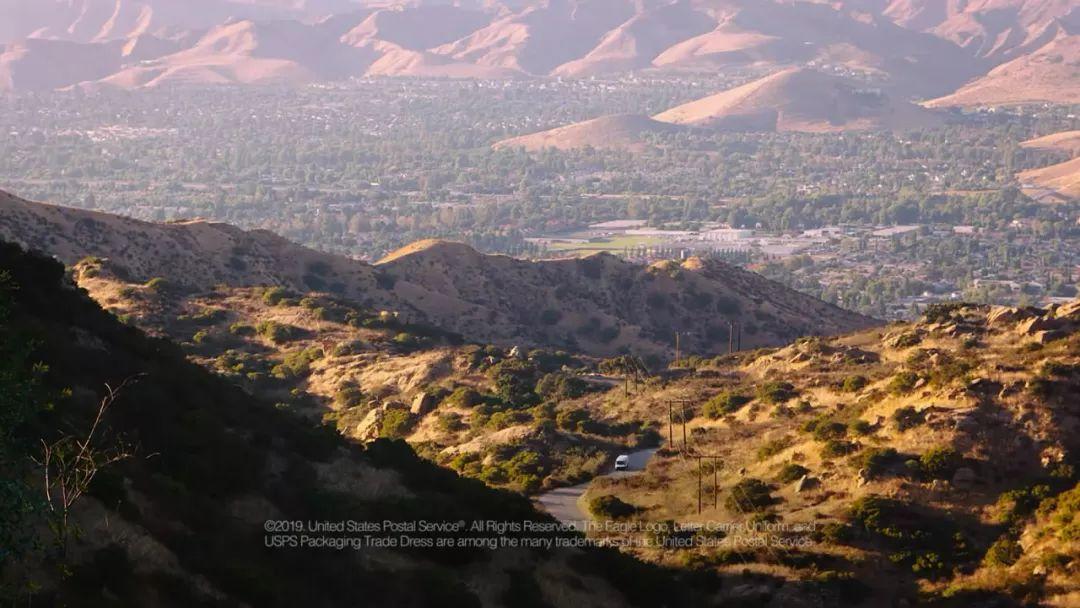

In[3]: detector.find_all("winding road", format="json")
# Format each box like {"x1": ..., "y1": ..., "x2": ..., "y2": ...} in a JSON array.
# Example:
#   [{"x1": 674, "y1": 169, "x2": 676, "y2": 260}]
[{"x1": 535, "y1": 448, "x2": 657, "y2": 529}]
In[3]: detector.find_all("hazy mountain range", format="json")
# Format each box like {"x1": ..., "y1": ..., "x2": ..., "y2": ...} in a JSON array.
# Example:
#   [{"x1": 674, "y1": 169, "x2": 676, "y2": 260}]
[{"x1": 0, "y1": 0, "x2": 1075, "y2": 106}]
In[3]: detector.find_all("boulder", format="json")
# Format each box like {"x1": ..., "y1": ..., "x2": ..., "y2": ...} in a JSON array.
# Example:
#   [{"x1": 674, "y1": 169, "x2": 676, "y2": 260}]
[
  {"x1": 1017, "y1": 316, "x2": 1058, "y2": 336},
  {"x1": 987, "y1": 306, "x2": 1025, "y2": 326},
  {"x1": 794, "y1": 475, "x2": 820, "y2": 493},
  {"x1": 856, "y1": 468, "x2": 873, "y2": 486},
  {"x1": 410, "y1": 391, "x2": 437, "y2": 416},
  {"x1": 951, "y1": 467, "x2": 976, "y2": 490},
  {"x1": 355, "y1": 407, "x2": 385, "y2": 441},
  {"x1": 1053, "y1": 300, "x2": 1080, "y2": 320}
]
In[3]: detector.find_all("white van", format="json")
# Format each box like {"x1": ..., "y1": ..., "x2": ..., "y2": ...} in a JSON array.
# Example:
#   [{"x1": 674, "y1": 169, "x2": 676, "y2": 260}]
[{"x1": 614, "y1": 454, "x2": 630, "y2": 471}]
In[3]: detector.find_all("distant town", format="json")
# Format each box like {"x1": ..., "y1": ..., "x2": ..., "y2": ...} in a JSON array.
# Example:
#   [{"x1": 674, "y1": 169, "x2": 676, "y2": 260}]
[{"x1": 530, "y1": 218, "x2": 1080, "y2": 320}]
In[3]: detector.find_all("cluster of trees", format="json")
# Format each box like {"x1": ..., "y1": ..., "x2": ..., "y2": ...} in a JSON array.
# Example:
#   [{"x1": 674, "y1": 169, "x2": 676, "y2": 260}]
[{"x1": 1, "y1": 83, "x2": 1075, "y2": 264}]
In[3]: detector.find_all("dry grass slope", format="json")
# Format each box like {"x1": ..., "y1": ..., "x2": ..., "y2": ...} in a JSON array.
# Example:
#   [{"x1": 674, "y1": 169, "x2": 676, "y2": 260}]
[{"x1": 0, "y1": 190, "x2": 876, "y2": 358}]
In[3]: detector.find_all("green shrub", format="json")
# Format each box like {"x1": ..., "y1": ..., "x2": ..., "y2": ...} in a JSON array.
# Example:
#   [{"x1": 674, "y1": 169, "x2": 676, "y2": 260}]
[
  {"x1": 996, "y1": 484, "x2": 1053, "y2": 524},
  {"x1": 229, "y1": 323, "x2": 255, "y2": 337},
  {"x1": 437, "y1": 413, "x2": 465, "y2": 433},
  {"x1": 842, "y1": 375, "x2": 869, "y2": 392},
  {"x1": 334, "y1": 386, "x2": 365, "y2": 409},
  {"x1": 923, "y1": 303, "x2": 967, "y2": 324},
  {"x1": 853, "y1": 447, "x2": 899, "y2": 478},
  {"x1": 891, "y1": 406, "x2": 924, "y2": 431},
  {"x1": 818, "y1": 522, "x2": 853, "y2": 544},
  {"x1": 919, "y1": 447, "x2": 960, "y2": 480},
  {"x1": 489, "y1": 360, "x2": 539, "y2": 405},
  {"x1": 589, "y1": 495, "x2": 638, "y2": 519},
  {"x1": 776, "y1": 463, "x2": 810, "y2": 484},
  {"x1": 535, "y1": 372, "x2": 589, "y2": 401},
  {"x1": 756, "y1": 437, "x2": 792, "y2": 462},
  {"x1": 888, "y1": 371, "x2": 919, "y2": 395},
  {"x1": 331, "y1": 340, "x2": 365, "y2": 357},
  {"x1": 703, "y1": 392, "x2": 751, "y2": 418},
  {"x1": 983, "y1": 536, "x2": 1022, "y2": 567},
  {"x1": 144, "y1": 277, "x2": 170, "y2": 292},
  {"x1": 262, "y1": 287, "x2": 292, "y2": 306},
  {"x1": 848, "y1": 496, "x2": 966, "y2": 575},
  {"x1": 911, "y1": 552, "x2": 948, "y2": 578},
  {"x1": 443, "y1": 387, "x2": 482, "y2": 408},
  {"x1": 556, "y1": 408, "x2": 598, "y2": 433},
  {"x1": 192, "y1": 330, "x2": 210, "y2": 345},
  {"x1": 757, "y1": 382, "x2": 797, "y2": 405},
  {"x1": 379, "y1": 409, "x2": 415, "y2": 439},
  {"x1": 813, "y1": 421, "x2": 847, "y2": 442},
  {"x1": 820, "y1": 440, "x2": 858, "y2": 459},
  {"x1": 272, "y1": 347, "x2": 323, "y2": 379},
  {"x1": 256, "y1": 320, "x2": 297, "y2": 344},
  {"x1": 850, "y1": 420, "x2": 873, "y2": 435},
  {"x1": 893, "y1": 332, "x2": 922, "y2": 348},
  {"x1": 725, "y1": 478, "x2": 775, "y2": 513}
]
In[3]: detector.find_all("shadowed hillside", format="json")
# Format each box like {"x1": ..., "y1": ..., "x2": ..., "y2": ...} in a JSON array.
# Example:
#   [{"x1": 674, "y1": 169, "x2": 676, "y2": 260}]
[{"x1": 0, "y1": 239, "x2": 727, "y2": 606}]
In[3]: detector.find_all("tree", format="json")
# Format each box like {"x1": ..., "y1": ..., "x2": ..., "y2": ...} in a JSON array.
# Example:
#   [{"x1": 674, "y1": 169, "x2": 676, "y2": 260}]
[{"x1": 33, "y1": 378, "x2": 139, "y2": 558}]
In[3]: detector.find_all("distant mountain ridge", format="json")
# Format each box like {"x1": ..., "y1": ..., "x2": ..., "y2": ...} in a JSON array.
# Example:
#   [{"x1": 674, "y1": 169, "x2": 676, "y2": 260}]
[
  {"x1": 0, "y1": 189, "x2": 877, "y2": 358},
  {"x1": 0, "y1": 0, "x2": 1074, "y2": 106},
  {"x1": 492, "y1": 68, "x2": 945, "y2": 150}
]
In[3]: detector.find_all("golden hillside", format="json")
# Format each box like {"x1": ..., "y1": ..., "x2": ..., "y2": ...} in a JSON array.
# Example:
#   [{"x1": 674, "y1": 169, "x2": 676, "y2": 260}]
[
  {"x1": 555, "y1": 301, "x2": 1080, "y2": 605},
  {"x1": 925, "y1": 32, "x2": 1080, "y2": 107},
  {"x1": 492, "y1": 114, "x2": 686, "y2": 151},
  {"x1": 1018, "y1": 130, "x2": 1080, "y2": 200},
  {"x1": 653, "y1": 68, "x2": 945, "y2": 133},
  {"x1": 0, "y1": 190, "x2": 875, "y2": 358}
]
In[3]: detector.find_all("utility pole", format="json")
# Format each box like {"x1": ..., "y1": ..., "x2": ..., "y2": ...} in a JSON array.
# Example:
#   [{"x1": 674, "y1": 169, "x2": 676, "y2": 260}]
[
  {"x1": 697, "y1": 457, "x2": 702, "y2": 514},
  {"x1": 714, "y1": 460, "x2": 719, "y2": 510},
  {"x1": 695, "y1": 456, "x2": 722, "y2": 514},
  {"x1": 728, "y1": 321, "x2": 734, "y2": 354},
  {"x1": 682, "y1": 402, "x2": 688, "y2": 449},
  {"x1": 668, "y1": 402, "x2": 674, "y2": 447},
  {"x1": 674, "y1": 331, "x2": 680, "y2": 367},
  {"x1": 667, "y1": 399, "x2": 695, "y2": 454}
]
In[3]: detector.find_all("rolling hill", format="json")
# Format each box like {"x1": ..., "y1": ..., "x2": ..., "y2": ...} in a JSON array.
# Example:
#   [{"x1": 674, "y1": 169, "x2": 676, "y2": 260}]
[
  {"x1": 881, "y1": 0, "x2": 1078, "y2": 62},
  {"x1": 340, "y1": 5, "x2": 490, "y2": 51},
  {"x1": 91, "y1": 18, "x2": 374, "y2": 89},
  {"x1": 0, "y1": 189, "x2": 876, "y2": 358},
  {"x1": 492, "y1": 113, "x2": 686, "y2": 150},
  {"x1": 925, "y1": 31, "x2": 1079, "y2": 107},
  {"x1": 652, "y1": 68, "x2": 944, "y2": 133},
  {"x1": 0, "y1": 0, "x2": 346, "y2": 44},
  {"x1": 1017, "y1": 130, "x2": 1080, "y2": 200},
  {"x1": 429, "y1": 0, "x2": 636, "y2": 75},
  {"x1": 550, "y1": 1, "x2": 714, "y2": 77}
]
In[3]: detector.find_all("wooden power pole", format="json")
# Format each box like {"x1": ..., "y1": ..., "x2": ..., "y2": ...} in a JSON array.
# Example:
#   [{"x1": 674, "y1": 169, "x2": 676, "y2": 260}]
[
  {"x1": 697, "y1": 457, "x2": 702, "y2": 514},
  {"x1": 668, "y1": 402, "x2": 674, "y2": 447}
]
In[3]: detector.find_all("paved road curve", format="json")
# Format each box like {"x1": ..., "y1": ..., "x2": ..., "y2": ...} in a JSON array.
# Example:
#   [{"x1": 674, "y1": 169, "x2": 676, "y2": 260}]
[{"x1": 534, "y1": 448, "x2": 657, "y2": 529}]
